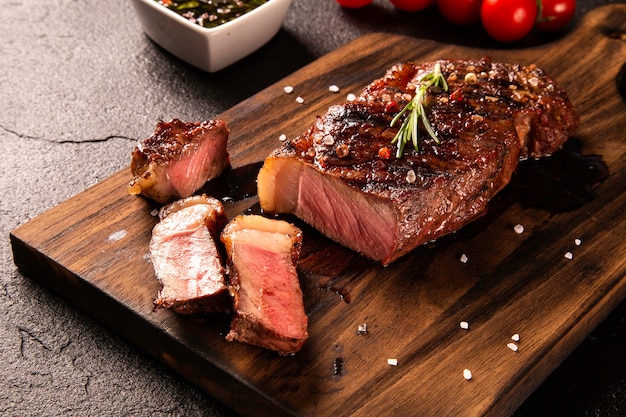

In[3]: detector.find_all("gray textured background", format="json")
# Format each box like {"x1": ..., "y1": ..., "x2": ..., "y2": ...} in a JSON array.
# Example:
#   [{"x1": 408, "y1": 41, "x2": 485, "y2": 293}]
[{"x1": 2, "y1": 0, "x2": 625, "y2": 415}]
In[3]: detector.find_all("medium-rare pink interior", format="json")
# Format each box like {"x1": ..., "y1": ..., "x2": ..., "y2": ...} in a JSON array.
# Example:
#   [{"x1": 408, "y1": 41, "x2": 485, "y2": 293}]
[
  {"x1": 259, "y1": 159, "x2": 397, "y2": 262},
  {"x1": 129, "y1": 119, "x2": 230, "y2": 203},
  {"x1": 150, "y1": 195, "x2": 230, "y2": 314},
  {"x1": 221, "y1": 215, "x2": 307, "y2": 355}
]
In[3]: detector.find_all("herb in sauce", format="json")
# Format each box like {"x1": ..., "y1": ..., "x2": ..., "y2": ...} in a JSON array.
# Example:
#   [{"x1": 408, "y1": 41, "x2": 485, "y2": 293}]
[{"x1": 156, "y1": 0, "x2": 270, "y2": 29}]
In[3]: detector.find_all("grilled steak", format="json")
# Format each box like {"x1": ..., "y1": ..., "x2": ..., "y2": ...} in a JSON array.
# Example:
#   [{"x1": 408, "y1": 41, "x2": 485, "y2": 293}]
[
  {"x1": 258, "y1": 58, "x2": 579, "y2": 265},
  {"x1": 221, "y1": 215, "x2": 307, "y2": 355},
  {"x1": 150, "y1": 195, "x2": 230, "y2": 314},
  {"x1": 129, "y1": 119, "x2": 230, "y2": 203}
]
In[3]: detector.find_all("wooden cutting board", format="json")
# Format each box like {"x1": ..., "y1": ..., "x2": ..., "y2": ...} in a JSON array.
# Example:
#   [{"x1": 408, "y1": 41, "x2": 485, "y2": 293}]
[{"x1": 10, "y1": 5, "x2": 626, "y2": 417}]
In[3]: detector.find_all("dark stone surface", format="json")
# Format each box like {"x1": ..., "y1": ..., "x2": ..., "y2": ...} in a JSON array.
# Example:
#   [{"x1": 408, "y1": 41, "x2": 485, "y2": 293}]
[{"x1": 1, "y1": 0, "x2": 624, "y2": 415}]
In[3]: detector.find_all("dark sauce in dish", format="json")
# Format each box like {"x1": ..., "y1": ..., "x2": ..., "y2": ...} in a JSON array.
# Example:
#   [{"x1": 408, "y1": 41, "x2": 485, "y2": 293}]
[{"x1": 156, "y1": 0, "x2": 270, "y2": 29}]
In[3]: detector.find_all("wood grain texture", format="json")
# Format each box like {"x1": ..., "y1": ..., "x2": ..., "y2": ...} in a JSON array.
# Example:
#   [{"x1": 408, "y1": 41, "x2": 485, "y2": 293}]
[{"x1": 10, "y1": 5, "x2": 626, "y2": 417}]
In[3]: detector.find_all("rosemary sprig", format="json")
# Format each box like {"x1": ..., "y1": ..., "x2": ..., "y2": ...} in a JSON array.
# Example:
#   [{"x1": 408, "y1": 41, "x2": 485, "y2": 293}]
[{"x1": 390, "y1": 63, "x2": 449, "y2": 158}]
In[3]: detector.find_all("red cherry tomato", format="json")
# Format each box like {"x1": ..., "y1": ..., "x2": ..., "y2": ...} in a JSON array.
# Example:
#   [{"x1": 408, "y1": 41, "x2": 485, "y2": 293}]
[
  {"x1": 481, "y1": 0, "x2": 538, "y2": 42},
  {"x1": 437, "y1": 0, "x2": 481, "y2": 25},
  {"x1": 537, "y1": 0, "x2": 576, "y2": 31},
  {"x1": 335, "y1": 0, "x2": 373, "y2": 8},
  {"x1": 389, "y1": 0, "x2": 435, "y2": 12}
]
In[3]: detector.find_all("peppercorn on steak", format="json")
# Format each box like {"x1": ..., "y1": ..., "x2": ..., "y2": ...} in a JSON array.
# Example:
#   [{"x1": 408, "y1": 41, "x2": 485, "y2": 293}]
[{"x1": 257, "y1": 58, "x2": 579, "y2": 265}]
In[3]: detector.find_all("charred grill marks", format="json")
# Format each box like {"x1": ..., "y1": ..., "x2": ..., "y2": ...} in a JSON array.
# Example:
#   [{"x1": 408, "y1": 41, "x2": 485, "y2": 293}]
[{"x1": 258, "y1": 58, "x2": 579, "y2": 264}]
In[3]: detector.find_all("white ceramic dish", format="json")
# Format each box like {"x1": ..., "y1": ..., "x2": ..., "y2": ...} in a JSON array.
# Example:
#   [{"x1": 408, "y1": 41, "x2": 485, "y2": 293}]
[{"x1": 131, "y1": 0, "x2": 292, "y2": 72}]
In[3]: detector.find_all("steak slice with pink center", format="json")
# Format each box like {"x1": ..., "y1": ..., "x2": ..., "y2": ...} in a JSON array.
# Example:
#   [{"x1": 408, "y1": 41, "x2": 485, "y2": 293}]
[
  {"x1": 129, "y1": 119, "x2": 230, "y2": 203},
  {"x1": 221, "y1": 215, "x2": 307, "y2": 355},
  {"x1": 150, "y1": 195, "x2": 230, "y2": 314}
]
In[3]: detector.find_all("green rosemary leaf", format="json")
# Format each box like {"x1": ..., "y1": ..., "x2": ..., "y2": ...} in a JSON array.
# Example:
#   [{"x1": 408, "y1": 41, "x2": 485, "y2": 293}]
[{"x1": 389, "y1": 63, "x2": 448, "y2": 157}]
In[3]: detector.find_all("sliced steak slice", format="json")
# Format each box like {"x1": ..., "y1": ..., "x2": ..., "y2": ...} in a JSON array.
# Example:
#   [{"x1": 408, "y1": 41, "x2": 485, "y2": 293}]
[
  {"x1": 150, "y1": 195, "x2": 230, "y2": 314},
  {"x1": 220, "y1": 215, "x2": 307, "y2": 355},
  {"x1": 258, "y1": 58, "x2": 579, "y2": 265},
  {"x1": 129, "y1": 119, "x2": 230, "y2": 203}
]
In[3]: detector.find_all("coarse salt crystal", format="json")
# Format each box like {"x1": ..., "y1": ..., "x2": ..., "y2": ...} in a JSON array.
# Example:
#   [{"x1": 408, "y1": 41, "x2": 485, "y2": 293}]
[
  {"x1": 460, "y1": 254, "x2": 468, "y2": 264},
  {"x1": 346, "y1": 93, "x2": 357, "y2": 102},
  {"x1": 406, "y1": 169, "x2": 416, "y2": 183},
  {"x1": 283, "y1": 86, "x2": 294, "y2": 94},
  {"x1": 279, "y1": 134, "x2": 287, "y2": 142},
  {"x1": 511, "y1": 333, "x2": 520, "y2": 342},
  {"x1": 388, "y1": 358, "x2": 398, "y2": 366},
  {"x1": 323, "y1": 135, "x2": 335, "y2": 146},
  {"x1": 460, "y1": 321, "x2": 469, "y2": 330},
  {"x1": 463, "y1": 369, "x2": 472, "y2": 380},
  {"x1": 357, "y1": 323, "x2": 368, "y2": 334},
  {"x1": 329, "y1": 85, "x2": 340, "y2": 93},
  {"x1": 150, "y1": 209, "x2": 159, "y2": 217},
  {"x1": 514, "y1": 224, "x2": 524, "y2": 234},
  {"x1": 295, "y1": 96, "x2": 304, "y2": 104},
  {"x1": 564, "y1": 251, "x2": 573, "y2": 260},
  {"x1": 464, "y1": 72, "x2": 478, "y2": 84},
  {"x1": 575, "y1": 238, "x2": 582, "y2": 246},
  {"x1": 107, "y1": 229, "x2": 127, "y2": 242},
  {"x1": 507, "y1": 342, "x2": 519, "y2": 352}
]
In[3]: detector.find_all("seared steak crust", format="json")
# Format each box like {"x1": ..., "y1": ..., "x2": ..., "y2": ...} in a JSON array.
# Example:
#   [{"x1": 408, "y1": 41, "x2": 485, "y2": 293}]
[
  {"x1": 360, "y1": 58, "x2": 578, "y2": 158},
  {"x1": 129, "y1": 119, "x2": 230, "y2": 203},
  {"x1": 258, "y1": 58, "x2": 579, "y2": 265}
]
